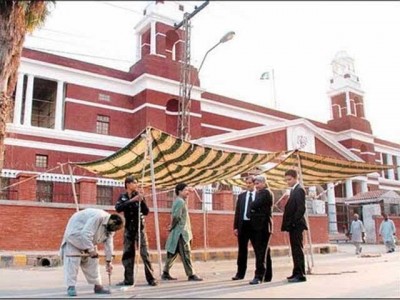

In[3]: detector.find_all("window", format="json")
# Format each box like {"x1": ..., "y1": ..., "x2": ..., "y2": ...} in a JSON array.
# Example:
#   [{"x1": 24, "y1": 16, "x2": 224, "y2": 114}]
[
  {"x1": 96, "y1": 115, "x2": 109, "y2": 135},
  {"x1": 31, "y1": 78, "x2": 57, "y2": 128},
  {"x1": 98, "y1": 93, "x2": 111, "y2": 101},
  {"x1": 36, "y1": 155, "x2": 48, "y2": 168},
  {"x1": 36, "y1": 181, "x2": 53, "y2": 202},
  {"x1": 389, "y1": 204, "x2": 399, "y2": 216},
  {"x1": 0, "y1": 178, "x2": 10, "y2": 200},
  {"x1": 382, "y1": 153, "x2": 389, "y2": 179},
  {"x1": 97, "y1": 186, "x2": 113, "y2": 205}
]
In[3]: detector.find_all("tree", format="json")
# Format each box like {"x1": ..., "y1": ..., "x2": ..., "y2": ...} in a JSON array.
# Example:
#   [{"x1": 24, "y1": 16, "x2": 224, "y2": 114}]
[{"x1": 0, "y1": 0, "x2": 54, "y2": 175}]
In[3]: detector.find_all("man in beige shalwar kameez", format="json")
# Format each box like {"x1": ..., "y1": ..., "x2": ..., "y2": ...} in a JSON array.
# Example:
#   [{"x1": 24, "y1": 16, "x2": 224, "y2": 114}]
[{"x1": 60, "y1": 208, "x2": 124, "y2": 296}]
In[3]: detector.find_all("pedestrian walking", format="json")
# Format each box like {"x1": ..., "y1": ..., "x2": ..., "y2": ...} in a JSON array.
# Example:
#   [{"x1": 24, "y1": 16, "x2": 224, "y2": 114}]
[
  {"x1": 379, "y1": 213, "x2": 396, "y2": 253},
  {"x1": 161, "y1": 183, "x2": 203, "y2": 282},
  {"x1": 349, "y1": 213, "x2": 365, "y2": 255}
]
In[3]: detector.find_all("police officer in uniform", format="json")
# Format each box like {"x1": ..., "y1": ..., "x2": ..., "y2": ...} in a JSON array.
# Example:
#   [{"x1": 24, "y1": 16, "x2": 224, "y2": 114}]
[{"x1": 115, "y1": 176, "x2": 158, "y2": 286}]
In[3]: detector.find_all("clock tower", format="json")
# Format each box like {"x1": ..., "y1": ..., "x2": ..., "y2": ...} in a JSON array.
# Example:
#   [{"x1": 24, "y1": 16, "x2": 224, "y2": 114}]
[
  {"x1": 327, "y1": 51, "x2": 372, "y2": 134},
  {"x1": 327, "y1": 51, "x2": 375, "y2": 162}
]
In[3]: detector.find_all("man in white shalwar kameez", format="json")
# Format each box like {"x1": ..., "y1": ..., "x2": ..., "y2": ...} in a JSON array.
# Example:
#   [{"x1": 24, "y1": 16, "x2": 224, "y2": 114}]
[
  {"x1": 349, "y1": 213, "x2": 365, "y2": 255},
  {"x1": 379, "y1": 213, "x2": 396, "y2": 253},
  {"x1": 60, "y1": 208, "x2": 124, "y2": 297}
]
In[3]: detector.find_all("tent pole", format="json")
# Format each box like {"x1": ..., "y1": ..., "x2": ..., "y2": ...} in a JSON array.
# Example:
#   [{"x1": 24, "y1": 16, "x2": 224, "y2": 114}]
[
  {"x1": 146, "y1": 129, "x2": 163, "y2": 276},
  {"x1": 193, "y1": 188, "x2": 208, "y2": 261},
  {"x1": 68, "y1": 163, "x2": 79, "y2": 212},
  {"x1": 295, "y1": 151, "x2": 315, "y2": 273}
]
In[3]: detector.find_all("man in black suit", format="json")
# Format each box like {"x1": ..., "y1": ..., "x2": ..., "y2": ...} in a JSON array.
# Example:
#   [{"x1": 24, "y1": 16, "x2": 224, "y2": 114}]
[
  {"x1": 281, "y1": 169, "x2": 308, "y2": 283},
  {"x1": 248, "y1": 175, "x2": 274, "y2": 285},
  {"x1": 232, "y1": 176, "x2": 256, "y2": 280}
]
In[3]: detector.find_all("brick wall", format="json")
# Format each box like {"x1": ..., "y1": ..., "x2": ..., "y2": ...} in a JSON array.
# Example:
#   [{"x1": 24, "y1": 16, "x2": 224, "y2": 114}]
[{"x1": 0, "y1": 202, "x2": 329, "y2": 251}]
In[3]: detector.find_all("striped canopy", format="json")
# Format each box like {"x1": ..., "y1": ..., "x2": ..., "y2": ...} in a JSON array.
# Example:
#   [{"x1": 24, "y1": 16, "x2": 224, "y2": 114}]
[
  {"x1": 222, "y1": 150, "x2": 393, "y2": 190},
  {"x1": 75, "y1": 126, "x2": 393, "y2": 190},
  {"x1": 74, "y1": 127, "x2": 285, "y2": 189}
]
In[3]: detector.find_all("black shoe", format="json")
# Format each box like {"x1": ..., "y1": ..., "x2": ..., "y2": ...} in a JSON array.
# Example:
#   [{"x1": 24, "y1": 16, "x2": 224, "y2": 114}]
[
  {"x1": 188, "y1": 274, "x2": 203, "y2": 281},
  {"x1": 161, "y1": 272, "x2": 177, "y2": 280},
  {"x1": 94, "y1": 285, "x2": 111, "y2": 294},
  {"x1": 232, "y1": 274, "x2": 244, "y2": 280},
  {"x1": 249, "y1": 278, "x2": 262, "y2": 285},
  {"x1": 286, "y1": 275, "x2": 296, "y2": 280},
  {"x1": 148, "y1": 279, "x2": 158, "y2": 286},
  {"x1": 288, "y1": 276, "x2": 306, "y2": 283},
  {"x1": 116, "y1": 281, "x2": 133, "y2": 286},
  {"x1": 263, "y1": 277, "x2": 272, "y2": 282}
]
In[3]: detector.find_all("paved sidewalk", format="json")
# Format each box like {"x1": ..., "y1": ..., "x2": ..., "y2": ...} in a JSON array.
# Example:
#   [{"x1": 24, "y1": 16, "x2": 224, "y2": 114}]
[
  {"x1": 0, "y1": 244, "x2": 398, "y2": 298},
  {"x1": 0, "y1": 243, "x2": 337, "y2": 268}
]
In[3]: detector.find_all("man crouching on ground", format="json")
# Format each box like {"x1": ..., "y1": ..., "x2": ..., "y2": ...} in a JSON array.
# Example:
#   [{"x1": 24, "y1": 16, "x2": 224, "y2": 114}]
[{"x1": 60, "y1": 208, "x2": 124, "y2": 297}]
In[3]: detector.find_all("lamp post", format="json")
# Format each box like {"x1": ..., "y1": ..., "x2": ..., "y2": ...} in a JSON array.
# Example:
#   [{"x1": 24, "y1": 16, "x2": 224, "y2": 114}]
[
  {"x1": 179, "y1": 31, "x2": 235, "y2": 140},
  {"x1": 197, "y1": 31, "x2": 235, "y2": 74}
]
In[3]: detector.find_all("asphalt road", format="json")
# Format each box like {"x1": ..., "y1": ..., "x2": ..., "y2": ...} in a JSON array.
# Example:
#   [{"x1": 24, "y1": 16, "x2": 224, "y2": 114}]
[{"x1": 0, "y1": 244, "x2": 398, "y2": 298}]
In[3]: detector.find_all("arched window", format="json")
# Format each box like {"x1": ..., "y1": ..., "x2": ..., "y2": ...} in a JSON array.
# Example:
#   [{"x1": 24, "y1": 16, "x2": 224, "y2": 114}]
[{"x1": 165, "y1": 30, "x2": 180, "y2": 61}]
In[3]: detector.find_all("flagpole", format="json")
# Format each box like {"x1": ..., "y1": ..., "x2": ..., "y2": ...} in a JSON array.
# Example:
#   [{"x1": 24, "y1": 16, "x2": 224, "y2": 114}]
[
  {"x1": 272, "y1": 68, "x2": 277, "y2": 109},
  {"x1": 260, "y1": 68, "x2": 277, "y2": 109}
]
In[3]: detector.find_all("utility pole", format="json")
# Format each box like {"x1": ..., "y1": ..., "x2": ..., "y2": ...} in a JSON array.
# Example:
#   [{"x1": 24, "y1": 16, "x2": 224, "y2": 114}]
[{"x1": 175, "y1": 1, "x2": 209, "y2": 141}]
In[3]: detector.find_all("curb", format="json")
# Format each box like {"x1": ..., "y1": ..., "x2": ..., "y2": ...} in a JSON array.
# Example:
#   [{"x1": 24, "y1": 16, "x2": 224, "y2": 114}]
[{"x1": 0, "y1": 244, "x2": 337, "y2": 268}]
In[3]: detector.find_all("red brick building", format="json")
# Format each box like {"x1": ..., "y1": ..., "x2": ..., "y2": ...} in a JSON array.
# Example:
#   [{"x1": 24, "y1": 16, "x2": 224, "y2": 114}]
[{"x1": 1, "y1": 1, "x2": 399, "y2": 251}]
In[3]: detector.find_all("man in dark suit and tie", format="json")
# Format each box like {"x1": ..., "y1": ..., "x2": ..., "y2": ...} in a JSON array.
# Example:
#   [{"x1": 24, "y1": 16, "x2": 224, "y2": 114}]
[
  {"x1": 281, "y1": 169, "x2": 308, "y2": 283},
  {"x1": 232, "y1": 176, "x2": 256, "y2": 280},
  {"x1": 248, "y1": 175, "x2": 274, "y2": 285}
]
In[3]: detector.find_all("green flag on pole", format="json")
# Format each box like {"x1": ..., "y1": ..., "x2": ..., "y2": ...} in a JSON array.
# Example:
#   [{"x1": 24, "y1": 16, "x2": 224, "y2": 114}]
[{"x1": 260, "y1": 71, "x2": 270, "y2": 80}]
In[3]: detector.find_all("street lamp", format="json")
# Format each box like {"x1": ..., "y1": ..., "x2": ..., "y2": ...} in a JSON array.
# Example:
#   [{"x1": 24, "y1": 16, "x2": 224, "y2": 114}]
[
  {"x1": 197, "y1": 31, "x2": 235, "y2": 74},
  {"x1": 180, "y1": 31, "x2": 235, "y2": 140}
]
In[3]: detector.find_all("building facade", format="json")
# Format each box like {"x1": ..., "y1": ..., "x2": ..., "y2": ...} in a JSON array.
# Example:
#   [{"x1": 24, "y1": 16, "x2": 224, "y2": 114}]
[{"x1": 1, "y1": 1, "x2": 400, "y2": 250}]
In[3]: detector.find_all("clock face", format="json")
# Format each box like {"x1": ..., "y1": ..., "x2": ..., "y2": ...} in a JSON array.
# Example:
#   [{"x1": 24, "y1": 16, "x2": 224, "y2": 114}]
[
  {"x1": 332, "y1": 62, "x2": 346, "y2": 75},
  {"x1": 333, "y1": 59, "x2": 355, "y2": 75},
  {"x1": 292, "y1": 127, "x2": 308, "y2": 150}
]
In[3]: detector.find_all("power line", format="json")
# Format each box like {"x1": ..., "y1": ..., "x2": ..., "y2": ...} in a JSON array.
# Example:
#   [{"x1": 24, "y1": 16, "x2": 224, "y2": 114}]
[
  {"x1": 26, "y1": 33, "x2": 123, "y2": 47},
  {"x1": 26, "y1": 46, "x2": 133, "y2": 63},
  {"x1": 40, "y1": 27, "x2": 94, "y2": 39},
  {"x1": 100, "y1": 2, "x2": 144, "y2": 15},
  {"x1": 26, "y1": 34, "x2": 77, "y2": 45}
]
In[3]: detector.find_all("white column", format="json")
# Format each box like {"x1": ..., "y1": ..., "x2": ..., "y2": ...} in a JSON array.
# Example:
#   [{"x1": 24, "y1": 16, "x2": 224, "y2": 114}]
[
  {"x1": 23, "y1": 74, "x2": 34, "y2": 126},
  {"x1": 360, "y1": 180, "x2": 368, "y2": 193},
  {"x1": 202, "y1": 184, "x2": 212, "y2": 211},
  {"x1": 345, "y1": 179, "x2": 353, "y2": 198},
  {"x1": 135, "y1": 33, "x2": 141, "y2": 62},
  {"x1": 345, "y1": 90, "x2": 351, "y2": 115},
  {"x1": 387, "y1": 154, "x2": 395, "y2": 180},
  {"x1": 13, "y1": 73, "x2": 25, "y2": 125},
  {"x1": 327, "y1": 182, "x2": 338, "y2": 234},
  {"x1": 54, "y1": 80, "x2": 64, "y2": 130},
  {"x1": 150, "y1": 21, "x2": 156, "y2": 55},
  {"x1": 396, "y1": 156, "x2": 400, "y2": 181}
]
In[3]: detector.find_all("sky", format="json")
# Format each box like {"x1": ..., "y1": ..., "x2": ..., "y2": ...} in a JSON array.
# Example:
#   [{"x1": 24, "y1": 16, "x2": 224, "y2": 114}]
[{"x1": 24, "y1": 1, "x2": 400, "y2": 144}]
